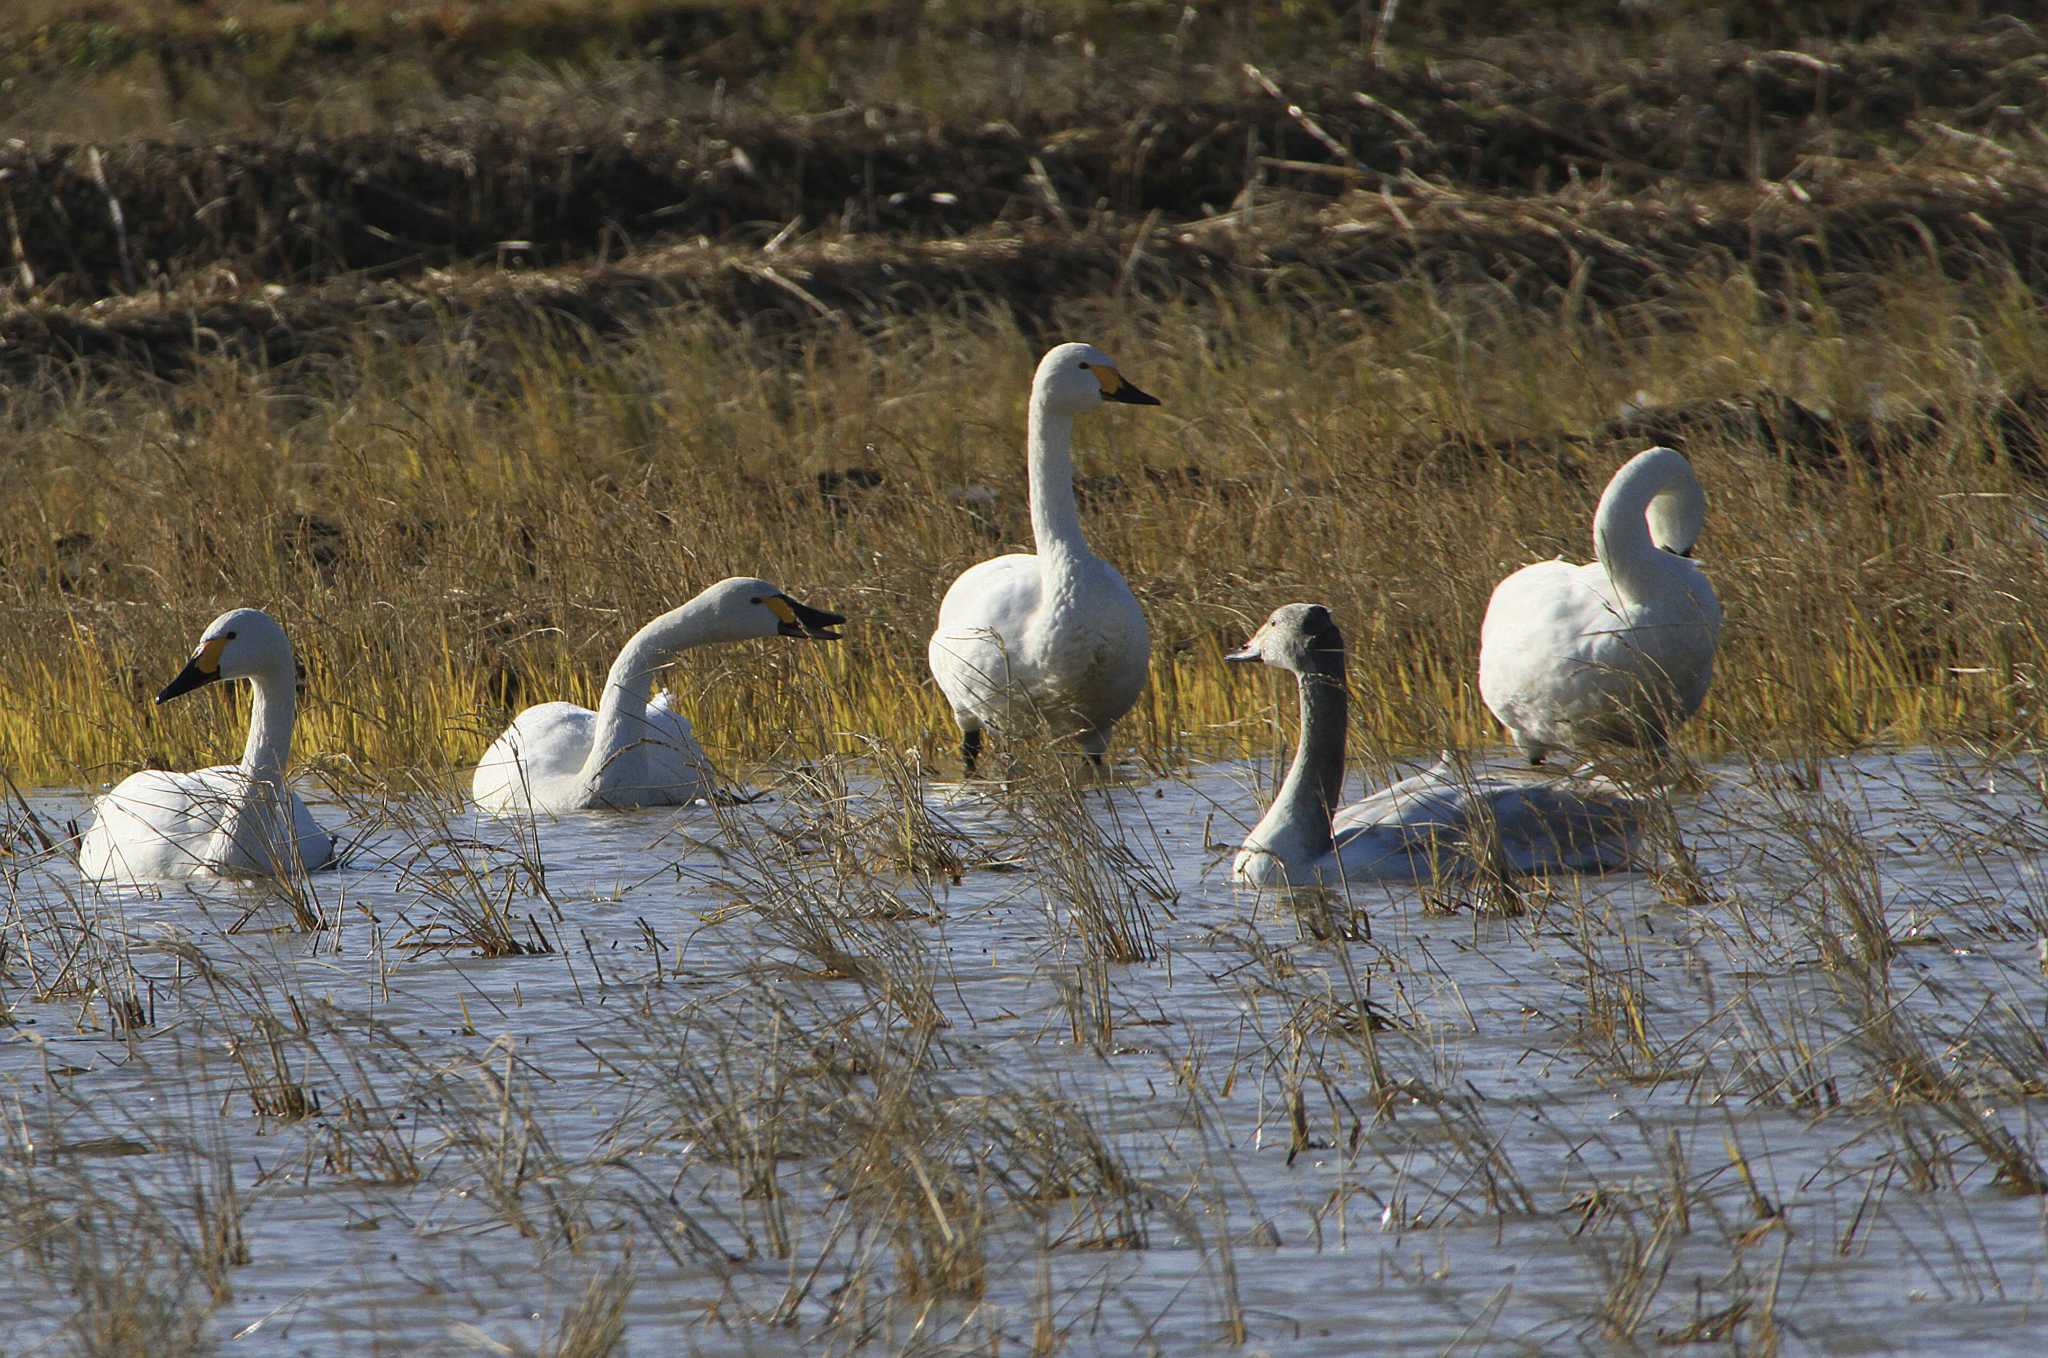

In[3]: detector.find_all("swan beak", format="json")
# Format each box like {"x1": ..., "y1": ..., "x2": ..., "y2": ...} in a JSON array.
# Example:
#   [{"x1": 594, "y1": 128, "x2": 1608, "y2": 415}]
[
  {"x1": 1094, "y1": 366, "x2": 1162, "y2": 407},
  {"x1": 769, "y1": 594, "x2": 845, "y2": 640},
  {"x1": 157, "y1": 636, "x2": 229, "y2": 704},
  {"x1": 1224, "y1": 640, "x2": 1263, "y2": 664}
]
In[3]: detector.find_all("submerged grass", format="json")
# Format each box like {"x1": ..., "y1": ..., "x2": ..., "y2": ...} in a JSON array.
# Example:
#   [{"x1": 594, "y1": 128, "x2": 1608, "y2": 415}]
[{"x1": 5, "y1": 262, "x2": 2048, "y2": 792}]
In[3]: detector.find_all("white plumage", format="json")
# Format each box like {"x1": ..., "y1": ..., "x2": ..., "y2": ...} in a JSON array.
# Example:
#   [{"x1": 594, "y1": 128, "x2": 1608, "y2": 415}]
[
  {"x1": 928, "y1": 342, "x2": 1160, "y2": 769},
  {"x1": 78, "y1": 608, "x2": 336, "y2": 883},
  {"x1": 1478, "y1": 446, "x2": 1722, "y2": 763},
  {"x1": 471, "y1": 577, "x2": 843, "y2": 814}
]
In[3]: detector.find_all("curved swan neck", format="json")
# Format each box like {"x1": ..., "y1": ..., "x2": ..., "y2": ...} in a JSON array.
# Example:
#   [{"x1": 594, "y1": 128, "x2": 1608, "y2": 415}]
[
  {"x1": 1594, "y1": 448, "x2": 1700, "y2": 608},
  {"x1": 240, "y1": 668, "x2": 297, "y2": 786},
  {"x1": 582, "y1": 605, "x2": 716, "y2": 785},
  {"x1": 1259, "y1": 645, "x2": 1348, "y2": 857},
  {"x1": 1027, "y1": 388, "x2": 1090, "y2": 563}
]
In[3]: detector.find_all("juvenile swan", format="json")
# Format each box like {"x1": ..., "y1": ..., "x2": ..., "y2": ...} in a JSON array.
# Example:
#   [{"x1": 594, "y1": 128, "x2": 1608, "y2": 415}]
[
  {"x1": 78, "y1": 608, "x2": 337, "y2": 882},
  {"x1": 1228, "y1": 604, "x2": 1636, "y2": 889},
  {"x1": 928, "y1": 342, "x2": 1160, "y2": 771},
  {"x1": 1478, "y1": 446, "x2": 1721, "y2": 764},
  {"x1": 471, "y1": 577, "x2": 843, "y2": 814}
]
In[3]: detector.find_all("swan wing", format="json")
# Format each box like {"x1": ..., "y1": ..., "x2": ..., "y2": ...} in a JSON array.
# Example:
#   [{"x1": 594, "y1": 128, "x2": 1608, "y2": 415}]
[
  {"x1": 928, "y1": 554, "x2": 1044, "y2": 727},
  {"x1": 1481, "y1": 780, "x2": 1639, "y2": 875},
  {"x1": 472, "y1": 702, "x2": 600, "y2": 812},
  {"x1": 1038, "y1": 555, "x2": 1150, "y2": 733},
  {"x1": 1480, "y1": 558, "x2": 1717, "y2": 752},
  {"x1": 1326, "y1": 769, "x2": 1478, "y2": 883},
  {"x1": 1327, "y1": 766, "x2": 1637, "y2": 883},
  {"x1": 597, "y1": 690, "x2": 714, "y2": 807},
  {"x1": 79, "y1": 766, "x2": 336, "y2": 882}
]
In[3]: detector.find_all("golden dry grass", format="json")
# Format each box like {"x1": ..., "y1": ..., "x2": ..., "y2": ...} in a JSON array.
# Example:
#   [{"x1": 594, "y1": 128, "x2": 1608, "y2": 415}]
[{"x1": 4, "y1": 257, "x2": 2045, "y2": 791}]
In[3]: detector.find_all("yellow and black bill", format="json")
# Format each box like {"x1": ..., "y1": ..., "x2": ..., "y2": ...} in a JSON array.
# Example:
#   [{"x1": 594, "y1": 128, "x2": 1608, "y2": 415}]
[
  {"x1": 157, "y1": 635, "x2": 229, "y2": 704},
  {"x1": 1091, "y1": 365, "x2": 1162, "y2": 407},
  {"x1": 767, "y1": 594, "x2": 847, "y2": 640}
]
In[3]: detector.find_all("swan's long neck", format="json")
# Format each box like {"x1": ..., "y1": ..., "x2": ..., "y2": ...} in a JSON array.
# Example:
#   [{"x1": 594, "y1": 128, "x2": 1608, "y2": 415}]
[
  {"x1": 581, "y1": 605, "x2": 716, "y2": 786},
  {"x1": 1027, "y1": 389, "x2": 1091, "y2": 567},
  {"x1": 1593, "y1": 449, "x2": 1700, "y2": 609},
  {"x1": 1253, "y1": 647, "x2": 1348, "y2": 860},
  {"x1": 239, "y1": 669, "x2": 297, "y2": 787}
]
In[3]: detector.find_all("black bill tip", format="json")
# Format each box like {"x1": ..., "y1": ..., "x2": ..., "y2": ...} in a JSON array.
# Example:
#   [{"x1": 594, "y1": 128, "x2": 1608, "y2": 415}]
[
  {"x1": 778, "y1": 596, "x2": 846, "y2": 640},
  {"x1": 155, "y1": 657, "x2": 224, "y2": 704},
  {"x1": 1106, "y1": 381, "x2": 1161, "y2": 407}
]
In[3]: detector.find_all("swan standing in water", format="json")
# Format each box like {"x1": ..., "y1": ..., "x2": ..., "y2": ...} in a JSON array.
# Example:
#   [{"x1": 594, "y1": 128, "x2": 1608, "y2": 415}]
[
  {"x1": 1479, "y1": 446, "x2": 1721, "y2": 764},
  {"x1": 928, "y1": 342, "x2": 1160, "y2": 771},
  {"x1": 472, "y1": 577, "x2": 844, "y2": 814},
  {"x1": 78, "y1": 608, "x2": 337, "y2": 882},
  {"x1": 1228, "y1": 604, "x2": 1636, "y2": 889}
]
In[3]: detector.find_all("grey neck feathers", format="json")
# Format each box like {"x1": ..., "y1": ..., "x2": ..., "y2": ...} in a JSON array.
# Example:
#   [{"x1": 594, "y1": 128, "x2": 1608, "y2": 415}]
[{"x1": 1269, "y1": 641, "x2": 1348, "y2": 855}]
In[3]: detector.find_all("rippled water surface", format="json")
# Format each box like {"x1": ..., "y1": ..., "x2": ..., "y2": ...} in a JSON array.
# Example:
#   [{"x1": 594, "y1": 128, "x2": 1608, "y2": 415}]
[{"x1": 3, "y1": 750, "x2": 2046, "y2": 1354}]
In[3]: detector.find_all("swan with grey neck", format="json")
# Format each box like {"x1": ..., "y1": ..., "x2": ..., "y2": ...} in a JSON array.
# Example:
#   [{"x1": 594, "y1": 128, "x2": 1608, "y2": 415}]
[
  {"x1": 77, "y1": 608, "x2": 337, "y2": 882},
  {"x1": 928, "y1": 342, "x2": 1160, "y2": 771},
  {"x1": 1228, "y1": 604, "x2": 1636, "y2": 889},
  {"x1": 1479, "y1": 446, "x2": 1721, "y2": 764},
  {"x1": 471, "y1": 577, "x2": 844, "y2": 814}
]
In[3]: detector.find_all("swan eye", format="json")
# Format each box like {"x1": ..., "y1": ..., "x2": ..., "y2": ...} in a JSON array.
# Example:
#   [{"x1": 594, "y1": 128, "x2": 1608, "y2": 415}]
[{"x1": 223, "y1": 630, "x2": 237, "y2": 641}]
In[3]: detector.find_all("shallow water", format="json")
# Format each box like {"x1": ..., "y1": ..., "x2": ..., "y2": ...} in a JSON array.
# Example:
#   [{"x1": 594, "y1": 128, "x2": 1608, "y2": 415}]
[{"x1": 3, "y1": 750, "x2": 2046, "y2": 1354}]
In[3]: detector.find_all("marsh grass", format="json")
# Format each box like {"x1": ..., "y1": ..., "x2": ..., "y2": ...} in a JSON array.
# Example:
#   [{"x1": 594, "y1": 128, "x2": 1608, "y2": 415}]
[{"x1": 8, "y1": 255, "x2": 2046, "y2": 799}]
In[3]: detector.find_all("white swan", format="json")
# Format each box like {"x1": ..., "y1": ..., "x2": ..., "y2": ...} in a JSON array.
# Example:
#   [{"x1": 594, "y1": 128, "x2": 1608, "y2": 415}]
[
  {"x1": 471, "y1": 577, "x2": 844, "y2": 814},
  {"x1": 928, "y1": 342, "x2": 1160, "y2": 770},
  {"x1": 78, "y1": 608, "x2": 337, "y2": 883},
  {"x1": 1228, "y1": 604, "x2": 1636, "y2": 889},
  {"x1": 1478, "y1": 446, "x2": 1722, "y2": 764}
]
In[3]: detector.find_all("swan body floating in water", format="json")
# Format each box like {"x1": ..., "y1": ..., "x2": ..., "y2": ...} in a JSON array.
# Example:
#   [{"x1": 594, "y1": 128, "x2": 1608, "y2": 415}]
[
  {"x1": 1478, "y1": 446, "x2": 1722, "y2": 764},
  {"x1": 1228, "y1": 604, "x2": 1637, "y2": 889},
  {"x1": 78, "y1": 608, "x2": 337, "y2": 883},
  {"x1": 471, "y1": 577, "x2": 843, "y2": 814},
  {"x1": 928, "y1": 342, "x2": 1160, "y2": 771}
]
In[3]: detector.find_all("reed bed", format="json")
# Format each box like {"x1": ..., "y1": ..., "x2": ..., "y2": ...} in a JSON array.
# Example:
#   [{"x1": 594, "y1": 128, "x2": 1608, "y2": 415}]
[{"x1": 3, "y1": 261, "x2": 2045, "y2": 791}]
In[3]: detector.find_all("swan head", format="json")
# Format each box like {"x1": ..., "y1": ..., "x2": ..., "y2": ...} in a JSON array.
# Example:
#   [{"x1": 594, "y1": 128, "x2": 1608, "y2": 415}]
[
  {"x1": 1629, "y1": 446, "x2": 1706, "y2": 557},
  {"x1": 1224, "y1": 603, "x2": 1346, "y2": 677},
  {"x1": 693, "y1": 577, "x2": 846, "y2": 643},
  {"x1": 157, "y1": 607, "x2": 294, "y2": 704},
  {"x1": 1034, "y1": 342, "x2": 1161, "y2": 416}
]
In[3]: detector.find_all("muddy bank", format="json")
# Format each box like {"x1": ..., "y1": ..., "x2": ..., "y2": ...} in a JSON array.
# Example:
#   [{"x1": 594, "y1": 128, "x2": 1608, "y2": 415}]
[
  {"x1": 4, "y1": 160, "x2": 2042, "y2": 393},
  {"x1": 4, "y1": 26, "x2": 2045, "y2": 302}
]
